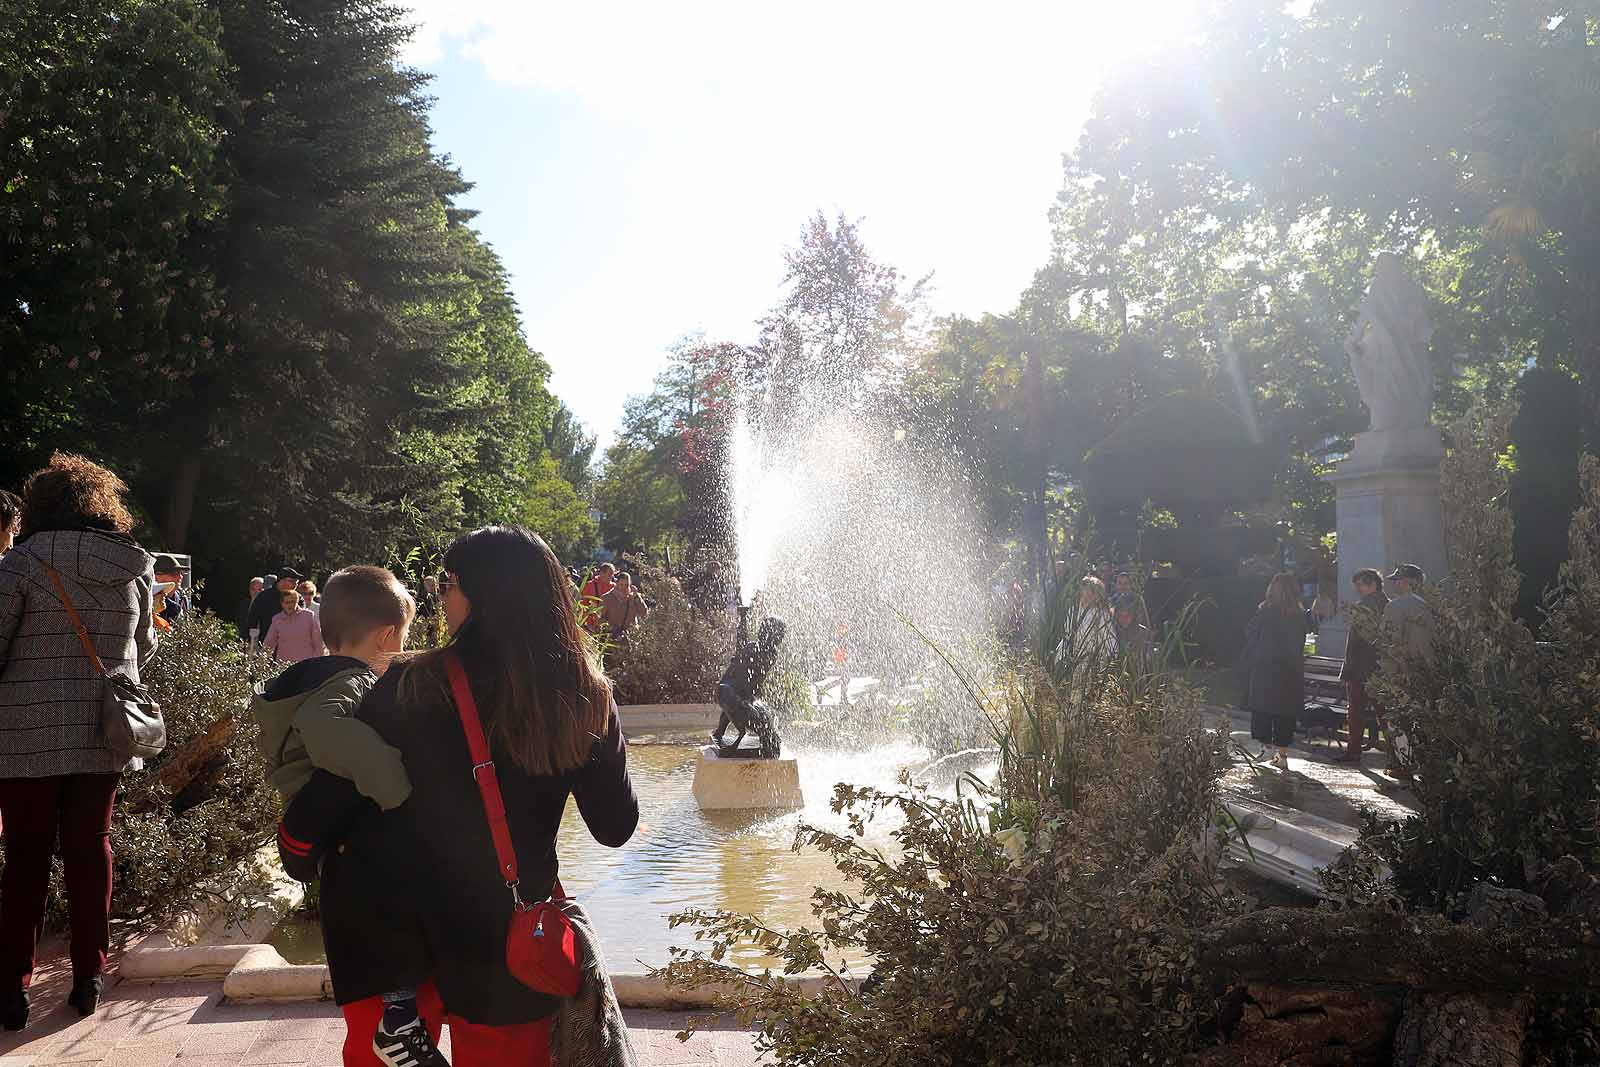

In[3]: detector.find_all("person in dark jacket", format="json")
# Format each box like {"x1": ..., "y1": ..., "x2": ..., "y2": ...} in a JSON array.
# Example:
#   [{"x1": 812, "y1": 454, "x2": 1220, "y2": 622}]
[
  {"x1": 0, "y1": 454, "x2": 158, "y2": 1029},
  {"x1": 151, "y1": 554, "x2": 188, "y2": 625},
  {"x1": 238, "y1": 576, "x2": 265, "y2": 640},
  {"x1": 1336, "y1": 568, "x2": 1389, "y2": 763},
  {"x1": 1242, "y1": 572, "x2": 1310, "y2": 770},
  {"x1": 247, "y1": 569, "x2": 301, "y2": 648},
  {"x1": 282, "y1": 526, "x2": 636, "y2": 1067}
]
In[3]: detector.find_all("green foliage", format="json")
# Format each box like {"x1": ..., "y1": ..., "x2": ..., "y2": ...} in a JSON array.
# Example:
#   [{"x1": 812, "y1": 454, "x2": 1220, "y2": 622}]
[
  {"x1": 656, "y1": 601, "x2": 1237, "y2": 1064},
  {"x1": 1510, "y1": 368, "x2": 1590, "y2": 624},
  {"x1": 545, "y1": 400, "x2": 598, "y2": 498},
  {"x1": 520, "y1": 454, "x2": 597, "y2": 565},
  {"x1": 1, "y1": 611, "x2": 284, "y2": 935},
  {"x1": 593, "y1": 441, "x2": 687, "y2": 561},
  {"x1": 607, "y1": 560, "x2": 733, "y2": 705},
  {"x1": 0, "y1": 0, "x2": 230, "y2": 476},
  {"x1": 1061, "y1": 0, "x2": 1596, "y2": 410},
  {"x1": 1357, "y1": 408, "x2": 1600, "y2": 909},
  {"x1": 1082, "y1": 392, "x2": 1277, "y2": 529},
  {"x1": 115, "y1": 611, "x2": 281, "y2": 932},
  {"x1": 0, "y1": 0, "x2": 591, "y2": 605}
]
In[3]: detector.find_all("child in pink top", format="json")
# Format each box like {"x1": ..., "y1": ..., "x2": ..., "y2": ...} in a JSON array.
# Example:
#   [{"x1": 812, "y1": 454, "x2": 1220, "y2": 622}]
[{"x1": 264, "y1": 588, "x2": 324, "y2": 663}]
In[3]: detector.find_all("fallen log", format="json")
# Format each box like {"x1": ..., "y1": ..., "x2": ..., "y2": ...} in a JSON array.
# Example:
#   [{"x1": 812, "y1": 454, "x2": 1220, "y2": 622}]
[
  {"x1": 1191, "y1": 984, "x2": 1400, "y2": 1066},
  {"x1": 1198, "y1": 907, "x2": 1600, "y2": 994},
  {"x1": 146, "y1": 713, "x2": 238, "y2": 804}
]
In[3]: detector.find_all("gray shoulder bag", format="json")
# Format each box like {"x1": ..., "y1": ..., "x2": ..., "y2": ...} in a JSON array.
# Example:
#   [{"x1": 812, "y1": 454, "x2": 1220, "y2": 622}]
[{"x1": 34, "y1": 554, "x2": 167, "y2": 760}]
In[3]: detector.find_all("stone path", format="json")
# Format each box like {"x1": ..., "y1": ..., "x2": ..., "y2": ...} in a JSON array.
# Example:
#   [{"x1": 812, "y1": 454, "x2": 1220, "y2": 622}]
[
  {"x1": 1214, "y1": 706, "x2": 1418, "y2": 830},
  {"x1": 0, "y1": 954, "x2": 760, "y2": 1066}
]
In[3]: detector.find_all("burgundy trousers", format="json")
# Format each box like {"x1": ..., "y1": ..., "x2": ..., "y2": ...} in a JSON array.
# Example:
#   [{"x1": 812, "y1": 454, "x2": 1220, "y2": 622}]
[{"x1": 0, "y1": 773, "x2": 119, "y2": 988}]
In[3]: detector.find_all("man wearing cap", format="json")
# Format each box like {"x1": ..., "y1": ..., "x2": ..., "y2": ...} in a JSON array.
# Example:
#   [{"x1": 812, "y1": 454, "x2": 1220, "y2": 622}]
[
  {"x1": 1381, "y1": 564, "x2": 1432, "y2": 661},
  {"x1": 152, "y1": 554, "x2": 190, "y2": 625},
  {"x1": 249, "y1": 569, "x2": 303, "y2": 652}
]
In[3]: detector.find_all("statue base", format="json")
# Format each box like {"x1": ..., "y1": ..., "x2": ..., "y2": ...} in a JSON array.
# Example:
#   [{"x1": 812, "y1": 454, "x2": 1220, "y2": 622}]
[
  {"x1": 1321, "y1": 434, "x2": 1447, "y2": 658},
  {"x1": 1346, "y1": 425, "x2": 1444, "y2": 471},
  {"x1": 691, "y1": 746, "x2": 804, "y2": 810}
]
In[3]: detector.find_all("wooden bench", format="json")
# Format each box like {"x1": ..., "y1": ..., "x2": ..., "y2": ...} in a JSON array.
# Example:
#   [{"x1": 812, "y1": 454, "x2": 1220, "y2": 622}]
[{"x1": 1299, "y1": 655, "x2": 1349, "y2": 748}]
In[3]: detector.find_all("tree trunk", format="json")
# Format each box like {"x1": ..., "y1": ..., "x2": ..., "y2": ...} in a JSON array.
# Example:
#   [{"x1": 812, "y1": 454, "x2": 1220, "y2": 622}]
[
  {"x1": 1022, "y1": 347, "x2": 1049, "y2": 589},
  {"x1": 142, "y1": 713, "x2": 237, "y2": 807},
  {"x1": 1191, "y1": 984, "x2": 1401, "y2": 1066},
  {"x1": 1391, "y1": 992, "x2": 1529, "y2": 1067},
  {"x1": 161, "y1": 452, "x2": 203, "y2": 552},
  {"x1": 1198, "y1": 907, "x2": 1600, "y2": 994}
]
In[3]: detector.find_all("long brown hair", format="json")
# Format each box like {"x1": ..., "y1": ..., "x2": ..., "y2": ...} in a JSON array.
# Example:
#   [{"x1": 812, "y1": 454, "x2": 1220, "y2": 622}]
[
  {"x1": 1262, "y1": 572, "x2": 1301, "y2": 616},
  {"x1": 401, "y1": 526, "x2": 611, "y2": 776}
]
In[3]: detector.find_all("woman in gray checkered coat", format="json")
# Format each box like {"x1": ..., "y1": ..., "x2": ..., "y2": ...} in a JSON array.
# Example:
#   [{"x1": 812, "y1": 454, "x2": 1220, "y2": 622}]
[{"x1": 0, "y1": 454, "x2": 158, "y2": 1030}]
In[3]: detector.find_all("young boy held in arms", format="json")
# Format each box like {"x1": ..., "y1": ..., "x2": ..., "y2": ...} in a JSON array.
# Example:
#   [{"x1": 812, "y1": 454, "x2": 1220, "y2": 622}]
[{"x1": 251, "y1": 566, "x2": 445, "y2": 1067}]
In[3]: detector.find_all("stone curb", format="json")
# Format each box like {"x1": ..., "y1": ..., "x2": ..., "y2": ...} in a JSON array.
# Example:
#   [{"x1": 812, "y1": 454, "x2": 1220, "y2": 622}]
[
  {"x1": 617, "y1": 703, "x2": 720, "y2": 735},
  {"x1": 122, "y1": 942, "x2": 838, "y2": 1007},
  {"x1": 221, "y1": 945, "x2": 334, "y2": 1001}
]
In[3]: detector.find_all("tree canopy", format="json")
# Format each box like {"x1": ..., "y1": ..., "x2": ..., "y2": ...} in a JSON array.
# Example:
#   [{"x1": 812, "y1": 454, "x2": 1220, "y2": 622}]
[{"x1": 1, "y1": 0, "x2": 587, "y2": 594}]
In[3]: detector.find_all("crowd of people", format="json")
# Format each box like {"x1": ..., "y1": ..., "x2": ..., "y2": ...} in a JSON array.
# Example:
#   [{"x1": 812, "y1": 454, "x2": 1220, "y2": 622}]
[
  {"x1": 1242, "y1": 563, "x2": 1432, "y2": 773},
  {"x1": 234, "y1": 558, "x2": 659, "y2": 672},
  {"x1": 1026, "y1": 550, "x2": 1434, "y2": 780},
  {"x1": 0, "y1": 454, "x2": 639, "y2": 1066},
  {"x1": 1030, "y1": 558, "x2": 1155, "y2": 675},
  {"x1": 0, "y1": 447, "x2": 1443, "y2": 1064}
]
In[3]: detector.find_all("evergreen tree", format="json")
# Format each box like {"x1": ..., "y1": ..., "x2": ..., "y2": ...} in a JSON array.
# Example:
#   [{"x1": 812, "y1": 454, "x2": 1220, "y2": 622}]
[
  {"x1": 2, "y1": 0, "x2": 588, "y2": 592},
  {"x1": 0, "y1": 0, "x2": 230, "y2": 490}
]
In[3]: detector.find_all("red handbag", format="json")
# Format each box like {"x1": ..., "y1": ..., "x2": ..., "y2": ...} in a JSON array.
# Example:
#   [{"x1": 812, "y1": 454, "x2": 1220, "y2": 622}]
[{"x1": 445, "y1": 653, "x2": 582, "y2": 998}]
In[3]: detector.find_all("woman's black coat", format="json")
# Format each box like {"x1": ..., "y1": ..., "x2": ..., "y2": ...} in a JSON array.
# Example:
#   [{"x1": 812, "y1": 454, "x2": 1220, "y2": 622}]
[
  {"x1": 1242, "y1": 605, "x2": 1308, "y2": 716},
  {"x1": 288, "y1": 647, "x2": 638, "y2": 1024}
]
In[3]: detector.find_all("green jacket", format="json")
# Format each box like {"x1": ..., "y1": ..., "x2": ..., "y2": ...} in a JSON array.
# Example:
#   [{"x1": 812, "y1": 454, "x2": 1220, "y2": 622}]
[{"x1": 251, "y1": 658, "x2": 411, "y2": 810}]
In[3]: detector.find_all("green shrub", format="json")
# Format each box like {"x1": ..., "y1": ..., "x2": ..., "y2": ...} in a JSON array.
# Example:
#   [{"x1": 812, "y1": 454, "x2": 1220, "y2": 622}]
[
  {"x1": 656, "y1": 598, "x2": 1238, "y2": 1065},
  {"x1": 116, "y1": 610, "x2": 282, "y2": 932},
  {"x1": 608, "y1": 559, "x2": 735, "y2": 705},
  {"x1": 6, "y1": 611, "x2": 285, "y2": 937},
  {"x1": 1359, "y1": 411, "x2": 1600, "y2": 910},
  {"x1": 1082, "y1": 392, "x2": 1277, "y2": 528}
]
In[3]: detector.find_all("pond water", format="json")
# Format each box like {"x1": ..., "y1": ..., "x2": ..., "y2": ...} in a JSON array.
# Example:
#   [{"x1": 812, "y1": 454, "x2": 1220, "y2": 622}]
[{"x1": 270, "y1": 739, "x2": 971, "y2": 973}]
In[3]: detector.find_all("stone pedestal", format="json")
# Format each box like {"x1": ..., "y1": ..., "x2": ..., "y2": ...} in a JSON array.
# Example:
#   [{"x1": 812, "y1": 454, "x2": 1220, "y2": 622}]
[
  {"x1": 691, "y1": 747, "x2": 804, "y2": 810},
  {"x1": 1320, "y1": 431, "x2": 1447, "y2": 658}
]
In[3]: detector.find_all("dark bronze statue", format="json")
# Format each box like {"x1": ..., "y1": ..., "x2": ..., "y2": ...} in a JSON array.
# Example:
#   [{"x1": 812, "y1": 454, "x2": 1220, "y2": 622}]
[{"x1": 712, "y1": 607, "x2": 785, "y2": 759}]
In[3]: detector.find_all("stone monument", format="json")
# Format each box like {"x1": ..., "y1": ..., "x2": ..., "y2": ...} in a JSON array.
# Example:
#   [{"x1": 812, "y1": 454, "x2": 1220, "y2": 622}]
[
  {"x1": 692, "y1": 607, "x2": 804, "y2": 809},
  {"x1": 1321, "y1": 253, "x2": 1448, "y2": 657}
]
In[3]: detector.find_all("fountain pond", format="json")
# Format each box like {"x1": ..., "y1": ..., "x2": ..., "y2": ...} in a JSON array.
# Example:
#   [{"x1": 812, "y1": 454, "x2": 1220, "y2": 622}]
[{"x1": 269, "y1": 736, "x2": 991, "y2": 973}]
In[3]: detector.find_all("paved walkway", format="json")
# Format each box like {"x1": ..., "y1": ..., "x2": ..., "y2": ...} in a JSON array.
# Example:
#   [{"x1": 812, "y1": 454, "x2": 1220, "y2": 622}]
[
  {"x1": 1214, "y1": 706, "x2": 1419, "y2": 829},
  {"x1": 0, "y1": 954, "x2": 760, "y2": 1066}
]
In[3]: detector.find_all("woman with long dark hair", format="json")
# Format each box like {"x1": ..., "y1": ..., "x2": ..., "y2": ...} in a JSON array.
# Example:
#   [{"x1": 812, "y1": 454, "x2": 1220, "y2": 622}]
[
  {"x1": 286, "y1": 526, "x2": 636, "y2": 1065},
  {"x1": 1242, "y1": 572, "x2": 1310, "y2": 770},
  {"x1": 0, "y1": 455, "x2": 159, "y2": 1027}
]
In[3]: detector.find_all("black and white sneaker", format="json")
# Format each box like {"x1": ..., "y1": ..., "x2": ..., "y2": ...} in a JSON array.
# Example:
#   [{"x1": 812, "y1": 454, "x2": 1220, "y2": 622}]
[{"x1": 372, "y1": 1018, "x2": 449, "y2": 1067}]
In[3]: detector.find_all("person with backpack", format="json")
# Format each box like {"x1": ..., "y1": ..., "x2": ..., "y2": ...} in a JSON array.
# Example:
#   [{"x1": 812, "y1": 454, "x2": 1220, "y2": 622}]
[{"x1": 280, "y1": 526, "x2": 638, "y2": 1064}]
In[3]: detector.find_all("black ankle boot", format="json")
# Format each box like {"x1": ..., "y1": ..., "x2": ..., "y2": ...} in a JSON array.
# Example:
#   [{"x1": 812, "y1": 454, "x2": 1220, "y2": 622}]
[
  {"x1": 65, "y1": 976, "x2": 100, "y2": 1017},
  {"x1": 1, "y1": 989, "x2": 27, "y2": 1031}
]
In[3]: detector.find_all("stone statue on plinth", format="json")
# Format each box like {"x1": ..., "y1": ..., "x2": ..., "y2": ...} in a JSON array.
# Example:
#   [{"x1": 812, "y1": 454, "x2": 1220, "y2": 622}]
[
  {"x1": 1322, "y1": 252, "x2": 1447, "y2": 657},
  {"x1": 711, "y1": 606, "x2": 785, "y2": 759},
  {"x1": 1344, "y1": 252, "x2": 1442, "y2": 468}
]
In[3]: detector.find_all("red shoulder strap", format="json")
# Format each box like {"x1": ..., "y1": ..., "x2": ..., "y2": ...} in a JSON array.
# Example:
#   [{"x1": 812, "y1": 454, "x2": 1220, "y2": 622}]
[{"x1": 444, "y1": 654, "x2": 567, "y2": 902}]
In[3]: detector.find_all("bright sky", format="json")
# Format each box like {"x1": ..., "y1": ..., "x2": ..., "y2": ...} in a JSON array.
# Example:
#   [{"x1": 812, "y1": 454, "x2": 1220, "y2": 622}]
[{"x1": 401, "y1": 1, "x2": 1199, "y2": 442}]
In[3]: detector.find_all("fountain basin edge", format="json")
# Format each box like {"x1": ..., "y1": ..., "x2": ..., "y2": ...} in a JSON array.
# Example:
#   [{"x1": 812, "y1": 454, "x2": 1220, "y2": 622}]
[
  {"x1": 617, "y1": 702, "x2": 721, "y2": 736},
  {"x1": 120, "y1": 940, "x2": 850, "y2": 1007}
]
